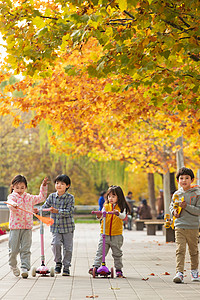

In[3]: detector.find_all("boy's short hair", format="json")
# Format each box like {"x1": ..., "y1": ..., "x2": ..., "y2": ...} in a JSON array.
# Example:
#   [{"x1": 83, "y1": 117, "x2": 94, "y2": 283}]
[
  {"x1": 54, "y1": 174, "x2": 71, "y2": 190},
  {"x1": 176, "y1": 167, "x2": 194, "y2": 180}
]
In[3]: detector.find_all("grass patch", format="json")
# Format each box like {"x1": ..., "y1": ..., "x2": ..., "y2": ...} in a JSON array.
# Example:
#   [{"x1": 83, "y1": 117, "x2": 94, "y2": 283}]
[{"x1": 74, "y1": 219, "x2": 100, "y2": 224}]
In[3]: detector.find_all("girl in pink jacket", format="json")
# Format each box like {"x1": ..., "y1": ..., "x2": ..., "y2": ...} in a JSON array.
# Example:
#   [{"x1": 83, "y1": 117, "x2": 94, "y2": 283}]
[{"x1": 7, "y1": 174, "x2": 48, "y2": 278}]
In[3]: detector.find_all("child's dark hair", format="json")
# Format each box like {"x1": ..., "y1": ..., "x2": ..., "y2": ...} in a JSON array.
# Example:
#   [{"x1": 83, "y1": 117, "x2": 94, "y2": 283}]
[
  {"x1": 10, "y1": 175, "x2": 28, "y2": 193},
  {"x1": 54, "y1": 174, "x2": 71, "y2": 191},
  {"x1": 106, "y1": 185, "x2": 130, "y2": 214},
  {"x1": 100, "y1": 190, "x2": 106, "y2": 196},
  {"x1": 176, "y1": 167, "x2": 194, "y2": 180}
]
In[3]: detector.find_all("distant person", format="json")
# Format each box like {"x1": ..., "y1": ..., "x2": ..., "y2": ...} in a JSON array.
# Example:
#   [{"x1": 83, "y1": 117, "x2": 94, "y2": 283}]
[
  {"x1": 125, "y1": 191, "x2": 135, "y2": 216},
  {"x1": 42, "y1": 174, "x2": 75, "y2": 276},
  {"x1": 98, "y1": 190, "x2": 106, "y2": 211},
  {"x1": 138, "y1": 199, "x2": 152, "y2": 219},
  {"x1": 89, "y1": 185, "x2": 130, "y2": 278},
  {"x1": 7, "y1": 174, "x2": 48, "y2": 278},
  {"x1": 124, "y1": 191, "x2": 135, "y2": 230},
  {"x1": 156, "y1": 209, "x2": 164, "y2": 230},
  {"x1": 170, "y1": 167, "x2": 200, "y2": 284},
  {"x1": 157, "y1": 189, "x2": 164, "y2": 215}
]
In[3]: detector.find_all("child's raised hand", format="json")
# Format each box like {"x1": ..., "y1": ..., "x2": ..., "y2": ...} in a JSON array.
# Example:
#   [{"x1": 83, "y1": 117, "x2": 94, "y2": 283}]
[{"x1": 42, "y1": 177, "x2": 49, "y2": 186}]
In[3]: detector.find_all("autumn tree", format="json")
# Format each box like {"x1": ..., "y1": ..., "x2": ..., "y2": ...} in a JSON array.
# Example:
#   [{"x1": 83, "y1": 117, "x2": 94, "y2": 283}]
[
  {"x1": 0, "y1": 1, "x2": 199, "y2": 163},
  {"x1": 0, "y1": 0, "x2": 200, "y2": 212},
  {"x1": 0, "y1": 1, "x2": 199, "y2": 97}
]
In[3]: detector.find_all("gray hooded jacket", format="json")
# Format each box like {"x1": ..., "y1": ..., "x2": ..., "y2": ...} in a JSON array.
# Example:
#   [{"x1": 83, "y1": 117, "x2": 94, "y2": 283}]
[{"x1": 169, "y1": 185, "x2": 200, "y2": 229}]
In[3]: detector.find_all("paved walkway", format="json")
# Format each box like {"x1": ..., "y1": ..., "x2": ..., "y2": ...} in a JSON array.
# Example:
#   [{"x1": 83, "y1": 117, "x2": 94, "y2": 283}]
[{"x1": 0, "y1": 223, "x2": 200, "y2": 300}]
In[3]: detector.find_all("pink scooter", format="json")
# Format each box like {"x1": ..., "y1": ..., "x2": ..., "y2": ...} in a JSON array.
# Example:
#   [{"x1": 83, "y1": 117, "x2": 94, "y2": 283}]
[
  {"x1": 91, "y1": 210, "x2": 115, "y2": 278},
  {"x1": 31, "y1": 208, "x2": 54, "y2": 277}
]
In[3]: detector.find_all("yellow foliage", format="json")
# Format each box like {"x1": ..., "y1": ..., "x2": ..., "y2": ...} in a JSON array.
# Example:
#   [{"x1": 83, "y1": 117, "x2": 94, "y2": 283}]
[{"x1": 0, "y1": 37, "x2": 200, "y2": 173}]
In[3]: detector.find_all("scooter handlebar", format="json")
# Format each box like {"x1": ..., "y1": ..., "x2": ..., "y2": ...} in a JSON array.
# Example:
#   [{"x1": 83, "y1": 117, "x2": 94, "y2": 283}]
[
  {"x1": 91, "y1": 210, "x2": 116, "y2": 215},
  {"x1": 41, "y1": 208, "x2": 52, "y2": 212}
]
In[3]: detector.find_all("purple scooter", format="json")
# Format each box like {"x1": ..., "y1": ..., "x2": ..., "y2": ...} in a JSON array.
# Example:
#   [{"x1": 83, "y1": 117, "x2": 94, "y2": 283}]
[{"x1": 91, "y1": 210, "x2": 115, "y2": 278}]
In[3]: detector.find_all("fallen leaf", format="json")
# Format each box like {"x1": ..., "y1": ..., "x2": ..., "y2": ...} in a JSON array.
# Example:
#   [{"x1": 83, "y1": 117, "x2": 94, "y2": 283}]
[
  {"x1": 110, "y1": 287, "x2": 120, "y2": 290},
  {"x1": 162, "y1": 272, "x2": 170, "y2": 275},
  {"x1": 149, "y1": 273, "x2": 155, "y2": 276},
  {"x1": 142, "y1": 277, "x2": 149, "y2": 281},
  {"x1": 86, "y1": 296, "x2": 98, "y2": 298}
]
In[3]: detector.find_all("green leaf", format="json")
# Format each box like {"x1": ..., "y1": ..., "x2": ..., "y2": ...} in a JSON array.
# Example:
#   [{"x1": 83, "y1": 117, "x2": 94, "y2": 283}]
[
  {"x1": 32, "y1": 16, "x2": 46, "y2": 29},
  {"x1": 164, "y1": 86, "x2": 173, "y2": 94},
  {"x1": 104, "y1": 83, "x2": 112, "y2": 92},
  {"x1": 192, "y1": 85, "x2": 199, "y2": 93},
  {"x1": 163, "y1": 50, "x2": 170, "y2": 59},
  {"x1": 0, "y1": 80, "x2": 8, "y2": 89},
  {"x1": 64, "y1": 65, "x2": 74, "y2": 72}
]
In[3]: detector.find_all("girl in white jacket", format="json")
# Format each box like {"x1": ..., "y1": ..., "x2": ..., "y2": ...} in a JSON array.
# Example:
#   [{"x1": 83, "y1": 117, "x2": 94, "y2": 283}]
[{"x1": 7, "y1": 174, "x2": 48, "y2": 278}]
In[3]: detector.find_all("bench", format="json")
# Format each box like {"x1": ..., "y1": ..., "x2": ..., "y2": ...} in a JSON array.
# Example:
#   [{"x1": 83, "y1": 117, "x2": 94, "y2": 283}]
[
  {"x1": 134, "y1": 219, "x2": 146, "y2": 231},
  {"x1": 144, "y1": 220, "x2": 165, "y2": 235}
]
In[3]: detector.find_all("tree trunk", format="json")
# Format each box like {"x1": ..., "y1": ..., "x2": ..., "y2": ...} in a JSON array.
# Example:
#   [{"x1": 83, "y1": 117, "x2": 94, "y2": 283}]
[
  {"x1": 163, "y1": 170, "x2": 171, "y2": 214},
  {"x1": 175, "y1": 136, "x2": 184, "y2": 170},
  {"x1": 170, "y1": 172, "x2": 177, "y2": 194},
  {"x1": 147, "y1": 173, "x2": 157, "y2": 218}
]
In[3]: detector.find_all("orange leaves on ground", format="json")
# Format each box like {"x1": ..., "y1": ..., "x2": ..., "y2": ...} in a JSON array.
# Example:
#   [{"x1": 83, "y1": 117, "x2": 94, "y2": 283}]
[{"x1": 146, "y1": 272, "x2": 170, "y2": 277}]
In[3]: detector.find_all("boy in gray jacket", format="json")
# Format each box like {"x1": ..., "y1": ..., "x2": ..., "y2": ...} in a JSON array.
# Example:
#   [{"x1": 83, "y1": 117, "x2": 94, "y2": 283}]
[{"x1": 170, "y1": 167, "x2": 200, "y2": 283}]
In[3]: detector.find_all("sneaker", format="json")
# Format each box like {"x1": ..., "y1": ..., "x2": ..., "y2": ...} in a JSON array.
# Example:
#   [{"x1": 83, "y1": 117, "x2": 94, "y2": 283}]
[
  {"x1": 116, "y1": 269, "x2": 123, "y2": 277},
  {"x1": 21, "y1": 268, "x2": 28, "y2": 279},
  {"x1": 191, "y1": 270, "x2": 200, "y2": 282},
  {"x1": 55, "y1": 263, "x2": 62, "y2": 274},
  {"x1": 11, "y1": 266, "x2": 20, "y2": 277},
  {"x1": 88, "y1": 267, "x2": 98, "y2": 276},
  {"x1": 62, "y1": 268, "x2": 70, "y2": 276},
  {"x1": 173, "y1": 272, "x2": 184, "y2": 283}
]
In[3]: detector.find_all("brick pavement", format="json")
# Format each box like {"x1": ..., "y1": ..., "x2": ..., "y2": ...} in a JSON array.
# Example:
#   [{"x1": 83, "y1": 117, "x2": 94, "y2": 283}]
[{"x1": 0, "y1": 223, "x2": 200, "y2": 300}]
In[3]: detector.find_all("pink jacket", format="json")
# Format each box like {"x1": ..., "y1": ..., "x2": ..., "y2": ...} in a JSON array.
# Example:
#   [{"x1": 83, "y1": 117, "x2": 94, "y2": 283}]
[{"x1": 7, "y1": 184, "x2": 47, "y2": 229}]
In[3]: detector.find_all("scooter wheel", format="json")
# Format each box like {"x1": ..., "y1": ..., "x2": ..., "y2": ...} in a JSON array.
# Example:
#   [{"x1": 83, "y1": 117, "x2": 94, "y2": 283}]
[
  {"x1": 31, "y1": 267, "x2": 36, "y2": 277},
  {"x1": 110, "y1": 267, "x2": 114, "y2": 278},
  {"x1": 50, "y1": 267, "x2": 55, "y2": 277},
  {"x1": 92, "y1": 267, "x2": 96, "y2": 278}
]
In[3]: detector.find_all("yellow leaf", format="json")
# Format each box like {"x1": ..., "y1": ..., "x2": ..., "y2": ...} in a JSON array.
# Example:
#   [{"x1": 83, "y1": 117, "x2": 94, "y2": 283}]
[{"x1": 117, "y1": 0, "x2": 127, "y2": 11}]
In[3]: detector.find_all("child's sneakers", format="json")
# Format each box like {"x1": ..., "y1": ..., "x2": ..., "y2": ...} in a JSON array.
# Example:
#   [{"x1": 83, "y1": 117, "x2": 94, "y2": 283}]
[
  {"x1": 21, "y1": 268, "x2": 28, "y2": 279},
  {"x1": 173, "y1": 271, "x2": 184, "y2": 283},
  {"x1": 191, "y1": 270, "x2": 200, "y2": 282},
  {"x1": 11, "y1": 266, "x2": 20, "y2": 277},
  {"x1": 116, "y1": 269, "x2": 123, "y2": 278},
  {"x1": 62, "y1": 268, "x2": 70, "y2": 276},
  {"x1": 55, "y1": 262, "x2": 62, "y2": 274}
]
